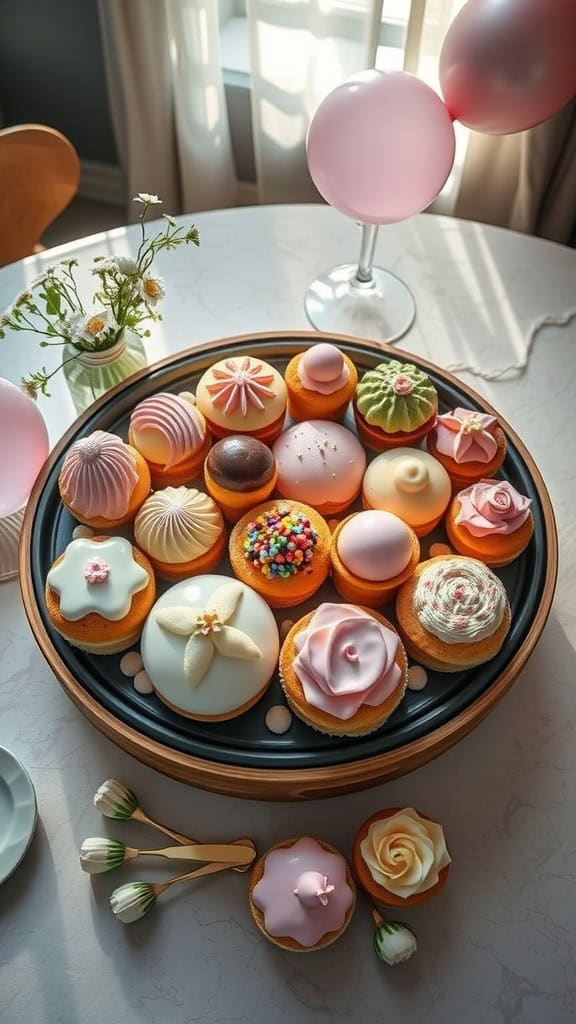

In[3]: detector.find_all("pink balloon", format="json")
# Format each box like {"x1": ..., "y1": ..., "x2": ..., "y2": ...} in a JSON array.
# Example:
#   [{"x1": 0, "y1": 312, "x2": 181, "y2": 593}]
[
  {"x1": 306, "y1": 70, "x2": 455, "y2": 225},
  {"x1": 0, "y1": 379, "x2": 49, "y2": 518},
  {"x1": 440, "y1": 0, "x2": 576, "y2": 134}
]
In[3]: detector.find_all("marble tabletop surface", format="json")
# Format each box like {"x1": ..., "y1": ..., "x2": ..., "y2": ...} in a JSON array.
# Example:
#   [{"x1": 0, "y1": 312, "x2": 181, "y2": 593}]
[{"x1": 1, "y1": 205, "x2": 575, "y2": 1024}]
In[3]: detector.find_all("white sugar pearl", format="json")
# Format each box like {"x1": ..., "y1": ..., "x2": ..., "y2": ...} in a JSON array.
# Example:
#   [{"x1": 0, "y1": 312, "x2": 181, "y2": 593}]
[
  {"x1": 407, "y1": 665, "x2": 429, "y2": 691},
  {"x1": 265, "y1": 705, "x2": 293, "y2": 734},
  {"x1": 133, "y1": 670, "x2": 153, "y2": 694},
  {"x1": 120, "y1": 652, "x2": 144, "y2": 677},
  {"x1": 72, "y1": 525, "x2": 94, "y2": 539},
  {"x1": 280, "y1": 619, "x2": 294, "y2": 640},
  {"x1": 429, "y1": 543, "x2": 452, "y2": 558}
]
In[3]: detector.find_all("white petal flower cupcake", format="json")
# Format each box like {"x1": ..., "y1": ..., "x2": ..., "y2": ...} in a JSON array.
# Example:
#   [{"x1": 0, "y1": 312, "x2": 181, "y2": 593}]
[{"x1": 352, "y1": 807, "x2": 451, "y2": 907}]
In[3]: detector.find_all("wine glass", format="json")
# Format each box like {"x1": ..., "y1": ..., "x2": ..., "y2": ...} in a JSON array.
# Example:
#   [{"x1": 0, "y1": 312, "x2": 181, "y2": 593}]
[
  {"x1": 305, "y1": 70, "x2": 455, "y2": 343},
  {"x1": 0, "y1": 379, "x2": 49, "y2": 581}
]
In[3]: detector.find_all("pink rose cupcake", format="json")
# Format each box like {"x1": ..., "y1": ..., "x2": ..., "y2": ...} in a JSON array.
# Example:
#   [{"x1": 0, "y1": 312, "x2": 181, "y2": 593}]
[
  {"x1": 426, "y1": 407, "x2": 507, "y2": 490},
  {"x1": 446, "y1": 479, "x2": 533, "y2": 566},
  {"x1": 279, "y1": 602, "x2": 408, "y2": 736}
]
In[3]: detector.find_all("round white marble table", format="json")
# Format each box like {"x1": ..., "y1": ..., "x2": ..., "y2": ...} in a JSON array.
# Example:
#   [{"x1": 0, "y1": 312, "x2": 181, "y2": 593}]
[{"x1": 1, "y1": 205, "x2": 575, "y2": 1024}]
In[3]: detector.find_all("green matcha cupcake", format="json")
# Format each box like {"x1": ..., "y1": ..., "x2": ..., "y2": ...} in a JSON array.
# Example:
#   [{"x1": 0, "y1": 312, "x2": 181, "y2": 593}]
[{"x1": 354, "y1": 360, "x2": 438, "y2": 452}]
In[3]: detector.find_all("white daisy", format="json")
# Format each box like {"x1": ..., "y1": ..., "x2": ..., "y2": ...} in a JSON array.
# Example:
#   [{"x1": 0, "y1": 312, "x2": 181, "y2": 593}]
[
  {"x1": 66, "y1": 309, "x2": 120, "y2": 347},
  {"x1": 139, "y1": 274, "x2": 165, "y2": 306},
  {"x1": 133, "y1": 193, "x2": 162, "y2": 205},
  {"x1": 115, "y1": 256, "x2": 139, "y2": 276}
]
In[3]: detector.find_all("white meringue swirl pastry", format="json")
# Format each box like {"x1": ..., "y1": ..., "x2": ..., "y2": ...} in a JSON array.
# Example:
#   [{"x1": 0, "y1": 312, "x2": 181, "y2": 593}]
[
  {"x1": 134, "y1": 486, "x2": 223, "y2": 563},
  {"x1": 414, "y1": 557, "x2": 507, "y2": 644}
]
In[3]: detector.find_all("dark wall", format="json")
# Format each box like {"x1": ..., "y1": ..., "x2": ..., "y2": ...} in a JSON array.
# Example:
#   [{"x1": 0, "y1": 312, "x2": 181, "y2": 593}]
[{"x1": 0, "y1": 0, "x2": 117, "y2": 163}]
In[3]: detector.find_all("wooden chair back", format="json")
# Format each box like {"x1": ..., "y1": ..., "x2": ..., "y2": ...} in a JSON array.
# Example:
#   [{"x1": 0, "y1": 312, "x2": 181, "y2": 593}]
[{"x1": 0, "y1": 124, "x2": 80, "y2": 266}]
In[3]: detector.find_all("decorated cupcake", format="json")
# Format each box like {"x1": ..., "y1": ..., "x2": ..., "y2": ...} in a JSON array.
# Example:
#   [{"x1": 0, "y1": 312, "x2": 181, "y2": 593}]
[
  {"x1": 59, "y1": 430, "x2": 150, "y2": 528},
  {"x1": 362, "y1": 448, "x2": 451, "y2": 536},
  {"x1": 446, "y1": 479, "x2": 533, "y2": 566},
  {"x1": 353, "y1": 808, "x2": 451, "y2": 907},
  {"x1": 195, "y1": 356, "x2": 287, "y2": 443},
  {"x1": 140, "y1": 575, "x2": 279, "y2": 721},
  {"x1": 229, "y1": 501, "x2": 331, "y2": 608},
  {"x1": 45, "y1": 536, "x2": 155, "y2": 655},
  {"x1": 396, "y1": 555, "x2": 511, "y2": 672},
  {"x1": 273, "y1": 420, "x2": 366, "y2": 515},
  {"x1": 284, "y1": 343, "x2": 358, "y2": 422},
  {"x1": 134, "y1": 485, "x2": 225, "y2": 581},
  {"x1": 330, "y1": 511, "x2": 420, "y2": 607},
  {"x1": 204, "y1": 435, "x2": 277, "y2": 523},
  {"x1": 354, "y1": 360, "x2": 437, "y2": 451},
  {"x1": 280, "y1": 602, "x2": 408, "y2": 736},
  {"x1": 128, "y1": 391, "x2": 211, "y2": 488},
  {"x1": 426, "y1": 407, "x2": 507, "y2": 490},
  {"x1": 249, "y1": 837, "x2": 356, "y2": 952}
]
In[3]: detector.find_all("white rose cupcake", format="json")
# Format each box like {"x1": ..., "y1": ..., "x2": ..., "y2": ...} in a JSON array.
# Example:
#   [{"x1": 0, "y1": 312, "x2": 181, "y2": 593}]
[{"x1": 352, "y1": 807, "x2": 451, "y2": 907}]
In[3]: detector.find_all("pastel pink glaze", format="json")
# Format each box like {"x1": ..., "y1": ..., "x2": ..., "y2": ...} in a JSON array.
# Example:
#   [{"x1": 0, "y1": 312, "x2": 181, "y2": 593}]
[
  {"x1": 130, "y1": 393, "x2": 205, "y2": 468},
  {"x1": 82, "y1": 558, "x2": 110, "y2": 584},
  {"x1": 434, "y1": 408, "x2": 498, "y2": 464},
  {"x1": 298, "y1": 343, "x2": 350, "y2": 395},
  {"x1": 273, "y1": 420, "x2": 365, "y2": 507},
  {"x1": 59, "y1": 430, "x2": 138, "y2": 520},
  {"x1": 293, "y1": 602, "x2": 401, "y2": 719},
  {"x1": 337, "y1": 510, "x2": 413, "y2": 581},
  {"x1": 205, "y1": 358, "x2": 275, "y2": 416},
  {"x1": 455, "y1": 479, "x2": 532, "y2": 537},
  {"x1": 252, "y1": 837, "x2": 354, "y2": 947}
]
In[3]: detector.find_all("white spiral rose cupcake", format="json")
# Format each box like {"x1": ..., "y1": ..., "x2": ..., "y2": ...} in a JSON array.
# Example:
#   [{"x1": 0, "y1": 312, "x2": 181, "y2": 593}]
[
  {"x1": 353, "y1": 807, "x2": 451, "y2": 906},
  {"x1": 395, "y1": 555, "x2": 511, "y2": 672}
]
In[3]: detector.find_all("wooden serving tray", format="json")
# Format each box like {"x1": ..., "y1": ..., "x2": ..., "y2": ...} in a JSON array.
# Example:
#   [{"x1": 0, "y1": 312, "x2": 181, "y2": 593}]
[{"x1": 20, "y1": 333, "x2": 558, "y2": 800}]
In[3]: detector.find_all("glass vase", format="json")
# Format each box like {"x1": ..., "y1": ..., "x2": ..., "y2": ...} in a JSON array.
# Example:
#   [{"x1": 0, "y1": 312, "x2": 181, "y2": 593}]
[{"x1": 63, "y1": 330, "x2": 148, "y2": 414}]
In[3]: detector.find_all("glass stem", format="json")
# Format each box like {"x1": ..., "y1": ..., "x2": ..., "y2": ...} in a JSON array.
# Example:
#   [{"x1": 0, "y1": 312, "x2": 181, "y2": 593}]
[{"x1": 355, "y1": 223, "x2": 379, "y2": 284}]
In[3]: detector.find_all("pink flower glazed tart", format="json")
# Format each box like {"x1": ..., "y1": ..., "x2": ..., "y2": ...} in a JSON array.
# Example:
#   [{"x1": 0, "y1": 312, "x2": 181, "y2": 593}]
[
  {"x1": 273, "y1": 420, "x2": 366, "y2": 515},
  {"x1": 228, "y1": 501, "x2": 331, "y2": 609},
  {"x1": 279, "y1": 602, "x2": 408, "y2": 736},
  {"x1": 140, "y1": 575, "x2": 279, "y2": 721},
  {"x1": 330, "y1": 510, "x2": 420, "y2": 607},
  {"x1": 396, "y1": 555, "x2": 511, "y2": 672},
  {"x1": 128, "y1": 391, "x2": 212, "y2": 488},
  {"x1": 195, "y1": 356, "x2": 287, "y2": 443},
  {"x1": 204, "y1": 435, "x2": 278, "y2": 523},
  {"x1": 58, "y1": 430, "x2": 151, "y2": 529},
  {"x1": 352, "y1": 808, "x2": 451, "y2": 908},
  {"x1": 45, "y1": 536, "x2": 156, "y2": 655},
  {"x1": 134, "y1": 485, "x2": 225, "y2": 581},
  {"x1": 426, "y1": 407, "x2": 507, "y2": 490},
  {"x1": 354, "y1": 360, "x2": 438, "y2": 452},
  {"x1": 362, "y1": 448, "x2": 451, "y2": 537},
  {"x1": 249, "y1": 837, "x2": 356, "y2": 952},
  {"x1": 284, "y1": 343, "x2": 358, "y2": 422},
  {"x1": 446, "y1": 479, "x2": 534, "y2": 566}
]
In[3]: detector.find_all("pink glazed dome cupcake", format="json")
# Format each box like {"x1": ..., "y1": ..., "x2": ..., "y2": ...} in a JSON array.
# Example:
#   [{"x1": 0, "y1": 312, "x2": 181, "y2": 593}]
[
  {"x1": 249, "y1": 837, "x2": 356, "y2": 951},
  {"x1": 273, "y1": 420, "x2": 366, "y2": 515}
]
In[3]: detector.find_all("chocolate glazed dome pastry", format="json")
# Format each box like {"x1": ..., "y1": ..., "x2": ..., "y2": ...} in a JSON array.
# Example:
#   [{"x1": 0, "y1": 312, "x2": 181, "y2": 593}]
[{"x1": 204, "y1": 435, "x2": 277, "y2": 523}]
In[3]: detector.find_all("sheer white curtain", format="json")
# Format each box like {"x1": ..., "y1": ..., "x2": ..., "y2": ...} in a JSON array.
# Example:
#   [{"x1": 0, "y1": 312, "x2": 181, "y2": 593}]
[
  {"x1": 99, "y1": 0, "x2": 470, "y2": 216},
  {"x1": 98, "y1": 0, "x2": 237, "y2": 219}
]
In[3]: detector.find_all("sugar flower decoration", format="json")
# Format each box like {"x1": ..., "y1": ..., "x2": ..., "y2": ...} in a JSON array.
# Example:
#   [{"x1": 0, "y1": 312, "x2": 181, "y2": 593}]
[
  {"x1": 110, "y1": 881, "x2": 157, "y2": 924},
  {"x1": 80, "y1": 837, "x2": 127, "y2": 874},
  {"x1": 435, "y1": 407, "x2": 498, "y2": 464},
  {"x1": 93, "y1": 778, "x2": 138, "y2": 820},
  {"x1": 155, "y1": 580, "x2": 261, "y2": 688},
  {"x1": 206, "y1": 358, "x2": 275, "y2": 416},
  {"x1": 46, "y1": 537, "x2": 148, "y2": 621}
]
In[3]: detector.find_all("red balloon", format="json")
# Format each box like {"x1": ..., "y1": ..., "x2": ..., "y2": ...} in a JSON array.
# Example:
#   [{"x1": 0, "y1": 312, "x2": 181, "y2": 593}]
[{"x1": 440, "y1": 0, "x2": 576, "y2": 134}]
